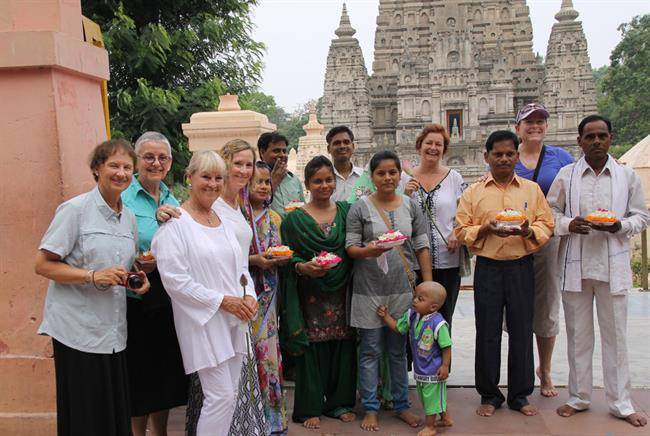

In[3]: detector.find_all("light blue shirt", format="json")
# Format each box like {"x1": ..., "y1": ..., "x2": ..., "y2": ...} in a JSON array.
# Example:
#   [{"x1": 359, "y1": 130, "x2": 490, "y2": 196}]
[
  {"x1": 121, "y1": 176, "x2": 179, "y2": 252},
  {"x1": 37, "y1": 187, "x2": 138, "y2": 354}
]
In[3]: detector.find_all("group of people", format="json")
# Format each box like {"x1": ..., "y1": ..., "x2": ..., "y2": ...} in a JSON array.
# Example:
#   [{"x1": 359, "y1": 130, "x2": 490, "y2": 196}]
[{"x1": 35, "y1": 102, "x2": 648, "y2": 436}]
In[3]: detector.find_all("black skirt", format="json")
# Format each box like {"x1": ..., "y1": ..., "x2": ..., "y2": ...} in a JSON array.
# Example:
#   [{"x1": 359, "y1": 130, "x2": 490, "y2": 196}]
[
  {"x1": 52, "y1": 339, "x2": 131, "y2": 436},
  {"x1": 126, "y1": 269, "x2": 188, "y2": 416}
]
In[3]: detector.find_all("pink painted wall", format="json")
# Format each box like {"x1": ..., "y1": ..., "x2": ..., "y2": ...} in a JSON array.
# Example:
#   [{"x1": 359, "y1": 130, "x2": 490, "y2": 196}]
[{"x1": 0, "y1": 1, "x2": 109, "y2": 432}]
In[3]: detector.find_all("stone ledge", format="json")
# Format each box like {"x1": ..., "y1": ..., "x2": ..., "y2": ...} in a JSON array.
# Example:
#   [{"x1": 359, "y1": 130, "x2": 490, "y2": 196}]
[
  {"x1": 0, "y1": 356, "x2": 55, "y2": 413},
  {"x1": 0, "y1": 30, "x2": 109, "y2": 81},
  {"x1": 0, "y1": 413, "x2": 56, "y2": 435}
]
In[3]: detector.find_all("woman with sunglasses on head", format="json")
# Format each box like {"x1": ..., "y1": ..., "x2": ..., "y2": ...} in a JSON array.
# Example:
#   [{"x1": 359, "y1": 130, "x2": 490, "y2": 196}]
[
  {"x1": 514, "y1": 103, "x2": 574, "y2": 398},
  {"x1": 121, "y1": 132, "x2": 188, "y2": 436}
]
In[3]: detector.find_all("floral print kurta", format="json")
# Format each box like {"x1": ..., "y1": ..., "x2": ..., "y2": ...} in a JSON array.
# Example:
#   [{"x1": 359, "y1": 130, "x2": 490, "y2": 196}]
[{"x1": 248, "y1": 208, "x2": 288, "y2": 434}]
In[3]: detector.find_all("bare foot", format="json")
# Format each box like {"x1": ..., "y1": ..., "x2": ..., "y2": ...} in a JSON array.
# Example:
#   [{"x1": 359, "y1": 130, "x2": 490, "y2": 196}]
[
  {"x1": 556, "y1": 404, "x2": 584, "y2": 418},
  {"x1": 417, "y1": 425, "x2": 437, "y2": 436},
  {"x1": 518, "y1": 404, "x2": 538, "y2": 416},
  {"x1": 623, "y1": 412, "x2": 648, "y2": 427},
  {"x1": 476, "y1": 404, "x2": 496, "y2": 417},
  {"x1": 302, "y1": 417, "x2": 321, "y2": 429},
  {"x1": 536, "y1": 367, "x2": 558, "y2": 397},
  {"x1": 436, "y1": 411, "x2": 453, "y2": 427},
  {"x1": 397, "y1": 410, "x2": 421, "y2": 428},
  {"x1": 339, "y1": 412, "x2": 356, "y2": 423},
  {"x1": 361, "y1": 412, "x2": 379, "y2": 432}
]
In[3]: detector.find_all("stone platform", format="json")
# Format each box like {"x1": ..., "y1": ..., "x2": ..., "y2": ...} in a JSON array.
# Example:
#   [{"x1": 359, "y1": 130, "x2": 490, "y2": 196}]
[
  {"x1": 167, "y1": 290, "x2": 649, "y2": 435},
  {"x1": 168, "y1": 387, "x2": 649, "y2": 435}
]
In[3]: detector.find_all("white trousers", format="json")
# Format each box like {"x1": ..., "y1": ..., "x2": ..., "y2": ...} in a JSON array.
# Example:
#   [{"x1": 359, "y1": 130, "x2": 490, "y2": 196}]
[
  {"x1": 562, "y1": 279, "x2": 634, "y2": 417},
  {"x1": 196, "y1": 354, "x2": 243, "y2": 436}
]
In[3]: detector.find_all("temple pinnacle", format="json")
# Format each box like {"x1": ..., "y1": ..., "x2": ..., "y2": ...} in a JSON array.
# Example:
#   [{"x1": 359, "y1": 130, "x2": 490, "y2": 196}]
[
  {"x1": 302, "y1": 103, "x2": 324, "y2": 136},
  {"x1": 335, "y1": 3, "x2": 356, "y2": 38},
  {"x1": 555, "y1": 0, "x2": 579, "y2": 22}
]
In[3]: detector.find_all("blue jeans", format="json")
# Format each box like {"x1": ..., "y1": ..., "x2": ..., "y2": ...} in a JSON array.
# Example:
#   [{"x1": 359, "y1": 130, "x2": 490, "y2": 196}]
[{"x1": 358, "y1": 326, "x2": 410, "y2": 413}]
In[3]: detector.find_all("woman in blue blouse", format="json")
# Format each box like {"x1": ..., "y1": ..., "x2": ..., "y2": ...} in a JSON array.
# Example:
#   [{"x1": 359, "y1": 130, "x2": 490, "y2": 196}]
[
  {"x1": 121, "y1": 132, "x2": 188, "y2": 436},
  {"x1": 35, "y1": 139, "x2": 150, "y2": 435},
  {"x1": 514, "y1": 103, "x2": 574, "y2": 398}
]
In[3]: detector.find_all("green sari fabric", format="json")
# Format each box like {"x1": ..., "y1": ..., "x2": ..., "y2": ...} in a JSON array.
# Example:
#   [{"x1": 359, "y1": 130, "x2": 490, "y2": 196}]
[{"x1": 279, "y1": 201, "x2": 351, "y2": 356}]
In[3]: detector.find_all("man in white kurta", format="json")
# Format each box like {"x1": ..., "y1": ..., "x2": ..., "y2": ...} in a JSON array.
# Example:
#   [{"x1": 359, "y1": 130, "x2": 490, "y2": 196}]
[{"x1": 547, "y1": 115, "x2": 649, "y2": 427}]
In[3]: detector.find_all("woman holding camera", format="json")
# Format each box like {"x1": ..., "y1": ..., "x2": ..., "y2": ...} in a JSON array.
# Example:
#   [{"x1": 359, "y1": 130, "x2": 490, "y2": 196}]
[{"x1": 35, "y1": 139, "x2": 150, "y2": 435}]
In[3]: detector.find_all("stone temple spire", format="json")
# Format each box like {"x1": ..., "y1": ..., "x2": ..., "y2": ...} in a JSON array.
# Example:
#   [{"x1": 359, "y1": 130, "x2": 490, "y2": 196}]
[
  {"x1": 335, "y1": 3, "x2": 356, "y2": 38},
  {"x1": 542, "y1": 0, "x2": 596, "y2": 145},
  {"x1": 555, "y1": 0, "x2": 579, "y2": 22},
  {"x1": 321, "y1": 3, "x2": 373, "y2": 160}
]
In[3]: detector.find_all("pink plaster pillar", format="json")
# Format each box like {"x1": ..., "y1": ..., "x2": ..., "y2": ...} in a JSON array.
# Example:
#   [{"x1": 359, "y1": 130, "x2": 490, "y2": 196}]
[{"x1": 0, "y1": 1, "x2": 109, "y2": 432}]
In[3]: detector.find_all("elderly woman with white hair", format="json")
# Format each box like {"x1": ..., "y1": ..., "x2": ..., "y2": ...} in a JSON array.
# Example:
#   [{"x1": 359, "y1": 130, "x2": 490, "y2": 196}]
[
  {"x1": 121, "y1": 132, "x2": 188, "y2": 435},
  {"x1": 152, "y1": 150, "x2": 258, "y2": 436}
]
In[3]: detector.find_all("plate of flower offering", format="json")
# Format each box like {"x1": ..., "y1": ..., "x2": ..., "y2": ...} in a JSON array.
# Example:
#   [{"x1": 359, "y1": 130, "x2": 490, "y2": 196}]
[
  {"x1": 266, "y1": 245, "x2": 294, "y2": 258},
  {"x1": 313, "y1": 251, "x2": 342, "y2": 269},
  {"x1": 138, "y1": 250, "x2": 155, "y2": 261},
  {"x1": 495, "y1": 208, "x2": 526, "y2": 230},
  {"x1": 376, "y1": 230, "x2": 408, "y2": 248},
  {"x1": 284, "y1": 200, "x2": 305, "y2": 212},
  {"x1": 585, "y1": 208, "x2": 617, "y2": 226}
]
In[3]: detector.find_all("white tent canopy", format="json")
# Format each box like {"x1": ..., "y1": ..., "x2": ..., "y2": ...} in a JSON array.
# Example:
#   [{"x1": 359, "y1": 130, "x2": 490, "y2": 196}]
[{"x1": 620, "y1": 134, "x2": 650, "y2": 208}]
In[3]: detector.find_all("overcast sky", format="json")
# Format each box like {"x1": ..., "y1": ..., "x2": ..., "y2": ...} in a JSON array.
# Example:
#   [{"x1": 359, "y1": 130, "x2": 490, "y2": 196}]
[{"x1": 250, "y1": 0, "x2": 650, "y2": 111}]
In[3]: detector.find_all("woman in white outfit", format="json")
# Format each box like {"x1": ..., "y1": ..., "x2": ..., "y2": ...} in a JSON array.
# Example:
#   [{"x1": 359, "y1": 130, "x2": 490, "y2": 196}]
[{"x1": 152, "y1": 150, "x2": 258, "y2": 436}]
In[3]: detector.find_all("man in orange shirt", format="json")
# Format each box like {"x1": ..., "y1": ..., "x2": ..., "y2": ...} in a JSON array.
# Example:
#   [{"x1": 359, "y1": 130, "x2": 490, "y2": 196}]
[{"x1": 455, "y1": 130, "x2": 554, "y2": 418}]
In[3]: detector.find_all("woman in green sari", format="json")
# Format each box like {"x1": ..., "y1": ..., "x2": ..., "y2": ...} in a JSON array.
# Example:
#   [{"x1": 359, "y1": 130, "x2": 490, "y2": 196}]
[{"x1": 280, "y1": 155, "x2": 357, "y2": 430}]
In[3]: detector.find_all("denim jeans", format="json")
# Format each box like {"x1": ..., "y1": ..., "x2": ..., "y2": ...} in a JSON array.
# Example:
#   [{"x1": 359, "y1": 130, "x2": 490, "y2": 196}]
[{"x1": 358, "y1": 326, "x2": 410, "y2": 413}]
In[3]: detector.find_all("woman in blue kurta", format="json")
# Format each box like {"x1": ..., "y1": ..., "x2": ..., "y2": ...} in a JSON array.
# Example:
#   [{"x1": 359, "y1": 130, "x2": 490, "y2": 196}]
[{"x1": 121, "y1": 132, "x2": 188, "y2": 435}]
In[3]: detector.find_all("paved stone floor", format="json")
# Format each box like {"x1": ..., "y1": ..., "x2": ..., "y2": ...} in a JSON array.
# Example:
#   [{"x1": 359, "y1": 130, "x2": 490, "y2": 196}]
[
  {"x1": 168, "y1": 290, "x2": 650, "y2": 434},
  {"x1": 168, "y1": 387, "x2": 649, "y2": 435},
  {"x1": 441, "y1": 290, "x2": 650, "y2": 388}
]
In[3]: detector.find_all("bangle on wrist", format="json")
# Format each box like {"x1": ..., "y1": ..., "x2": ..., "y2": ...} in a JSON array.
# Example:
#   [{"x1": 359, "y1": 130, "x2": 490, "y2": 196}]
[
  {"x1": 85, "y1": 269, "x2": 94, "y2": 284},
  {"x1": 294, "y1": 262, "x2": 303, "y2": 276},
  {"x1": 92, "y1": 270, "x2": 110, "y2": 291}
]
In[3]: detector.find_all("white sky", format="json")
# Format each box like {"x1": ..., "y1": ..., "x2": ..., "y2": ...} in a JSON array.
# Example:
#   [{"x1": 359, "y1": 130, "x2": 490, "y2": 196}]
[{"x1": 251, "y1": 0, "x2": 650, "y2": 111}]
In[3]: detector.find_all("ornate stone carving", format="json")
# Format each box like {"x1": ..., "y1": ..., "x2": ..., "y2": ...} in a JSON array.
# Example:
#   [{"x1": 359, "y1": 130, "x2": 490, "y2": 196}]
[
  {"x1": 542, "y1": 0, "x2": 597, "y2": 144},
  {"x1": 320, "y1": 0, "x2": 597, "y2": 176},
  {"x1": 320, "y1": 3, "x2": 374, "y2": 158}
]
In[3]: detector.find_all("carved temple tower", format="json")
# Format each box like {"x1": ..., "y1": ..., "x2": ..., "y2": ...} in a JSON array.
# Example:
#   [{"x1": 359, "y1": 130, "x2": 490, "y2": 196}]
[
  {"x1": 320, "y1": 1, "x2": 597, "y2": 173},
  {"x1": 542, "y1": 0, "x2": 597, "y2": 146},
  {"x1": 321, "y1": 4, "x2": 374, "y2": 164}
]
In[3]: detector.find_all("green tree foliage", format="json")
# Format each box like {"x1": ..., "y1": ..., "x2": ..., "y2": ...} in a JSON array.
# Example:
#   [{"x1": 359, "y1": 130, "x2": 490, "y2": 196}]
[
  {"x1": 239, "y1": 92, "x2": 287, "y2": 126},
  {"x1": 82, "y1": 1, "x2": 264, "y2": 181},
  {"x1": 596, "y1": 14, "x2": 650, "y2": 150},
  {"x1": 240, "y1": 95, "x2": 313, "y2": 151},
  {"x1": 282, "y1": 106, "x2": 310, "y2": 151}
]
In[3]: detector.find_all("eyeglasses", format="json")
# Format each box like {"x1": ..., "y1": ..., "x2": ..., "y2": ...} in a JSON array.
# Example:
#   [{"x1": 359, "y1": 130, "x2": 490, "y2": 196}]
[{"x1": 138, "y1": 154, "x2": 171, "y2": 164}]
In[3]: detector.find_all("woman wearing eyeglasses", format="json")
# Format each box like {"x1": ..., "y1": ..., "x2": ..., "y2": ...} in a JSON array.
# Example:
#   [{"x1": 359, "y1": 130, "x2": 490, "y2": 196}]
[{"x1": 121, "y1": 132, "x2": 188, "y2": 436}]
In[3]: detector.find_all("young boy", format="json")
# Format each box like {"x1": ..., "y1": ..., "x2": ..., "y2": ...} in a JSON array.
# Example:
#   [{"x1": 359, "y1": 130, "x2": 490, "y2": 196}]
[{"x1": 377, "y1": 282, "x2": 452, "y2": 436}]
